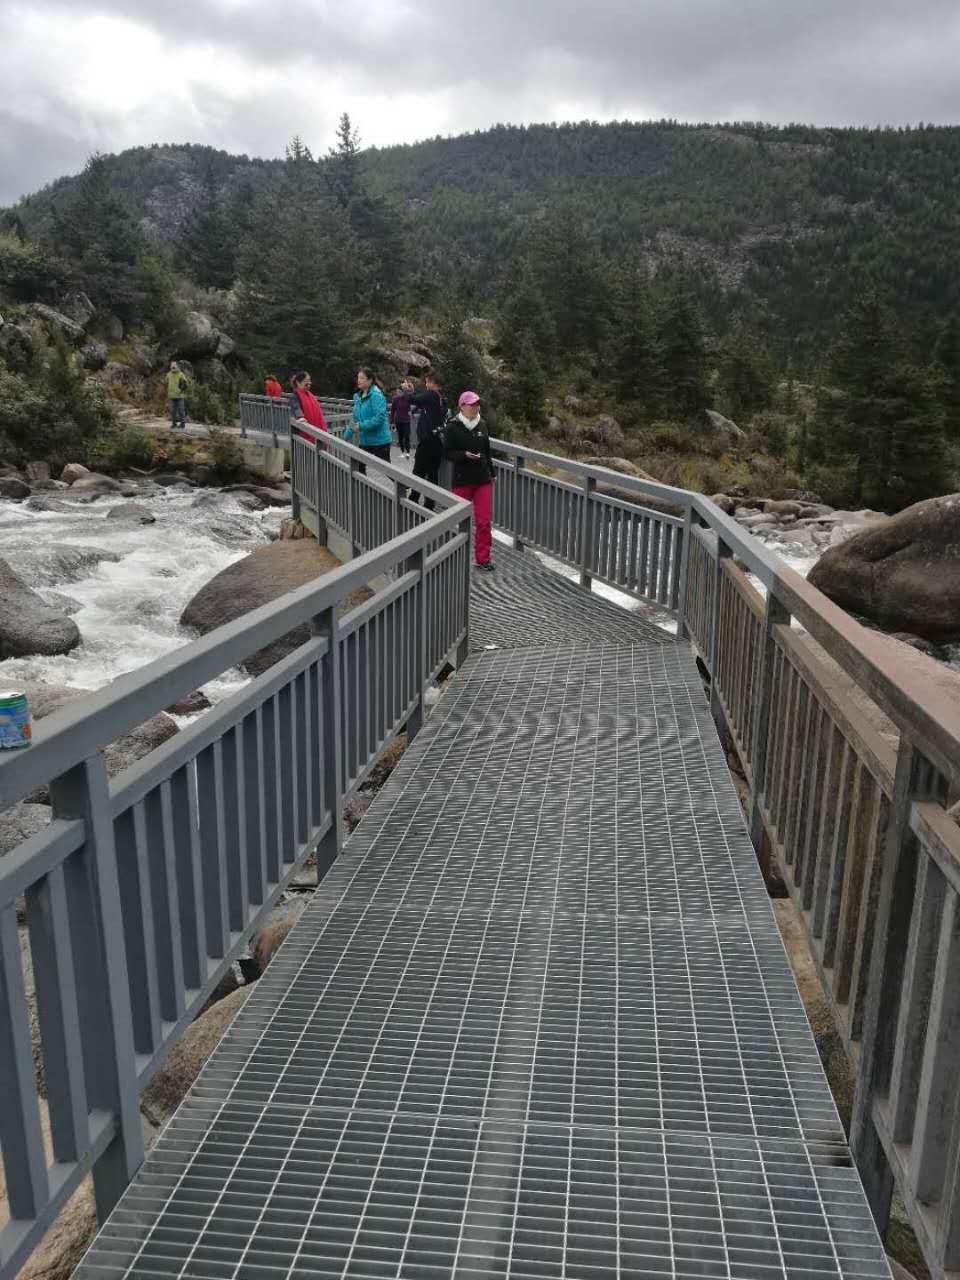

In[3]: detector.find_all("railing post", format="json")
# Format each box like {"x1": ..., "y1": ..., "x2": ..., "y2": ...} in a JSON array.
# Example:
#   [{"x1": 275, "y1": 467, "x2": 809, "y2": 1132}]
[
  {"x1": 748, "y1": 591, "x2": 791, "y2": 850},
  {"x1": 851, "y1": 739, "x2": 944, "y2": 1234},
  {"x1": 457, "y1": 510, "x2": 472, "y2": 668},
  {"x1": 290, "y1": 437, "x2": 302, "y2": 523},
  {"x1": 405, "y1": 545, "x2": 428, "y2": 742},
  {"x1": 579, "y1": 475, "x2": 597, "y2": 591},
  {"x1": 310, "y1": 605, "x2": 344, "y2": 881},
  {"x1": 675, "y1": 503, "x2": 695, "y2": 634},
  {"x1": 347, "y1": 457, "x2": 360, "y2": 559},
  {"x1": 514, "y1": 454, "x2": 526, "y2": 553},
  {"x1": 707, "y1": 536, "x2": 731, "y2": 740},
  {"x1": 48, "y1": 756, "x2": 145, "y2": 1220},
  {"x1": 393, "y1": 478, "x2": 403, "y2": 540}
]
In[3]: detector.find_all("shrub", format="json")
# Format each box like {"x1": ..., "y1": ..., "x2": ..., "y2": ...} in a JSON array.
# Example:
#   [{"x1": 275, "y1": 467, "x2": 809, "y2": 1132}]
[
  {"x1": 206, "y1": 427, "x2": 244, "y2": 479},
  {"x1": 88, "y1": 424, "x2": 156, "y2": 472},
  {"x1": 747, "y1": 410, "x2": 793, "y2": 459}
]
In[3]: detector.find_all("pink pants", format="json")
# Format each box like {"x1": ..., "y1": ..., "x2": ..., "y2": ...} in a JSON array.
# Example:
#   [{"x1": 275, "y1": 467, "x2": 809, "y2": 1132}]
[{"x1": 453, "y1": 481, "x2": 493, "y2": 564}]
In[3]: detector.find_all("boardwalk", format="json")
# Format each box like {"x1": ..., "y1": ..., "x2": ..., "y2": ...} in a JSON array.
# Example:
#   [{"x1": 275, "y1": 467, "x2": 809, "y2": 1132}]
[{"x1": 75, "y1": 552, "x2": 888, "y2": 1279}]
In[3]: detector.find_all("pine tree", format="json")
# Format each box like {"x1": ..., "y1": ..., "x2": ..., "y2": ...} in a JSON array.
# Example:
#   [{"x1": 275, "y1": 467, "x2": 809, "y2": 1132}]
[
  {"x1": 529, "y1": 209, "x2": 612, "y2": 356},
  {"x1": 510, "y1": 337, "x2": 547, "y2": 427},
  {"x1": 716, "y1": 327, "x2": 777, "y2": 421},
  {"x1": 178, "y1": 166, "x2": 235, "y2": 290},
  {"x1": 933, "y1": 313, "x2": 960, "y2": 441},
  {"x1": 656, "y1": 288, "x2": 711, "y2": 420},
  {"x1": 435, "y1": 319, "x2": 486, "y2": 406},
  {"x1": 811, "y1": 292, "x2": 947, "y2": 510},
  {"x1": 327, "y1": 114, "x2": 361, "y2": 209},
  {"x1": 48, "y1": 153, "x2": 149, "y2": 321},
  {"x1": 612, "y1": 275, "x2": 662, "y2": 411},
  {"x1": 498, "y1": 271, "x2": 556, "y2": 369}
]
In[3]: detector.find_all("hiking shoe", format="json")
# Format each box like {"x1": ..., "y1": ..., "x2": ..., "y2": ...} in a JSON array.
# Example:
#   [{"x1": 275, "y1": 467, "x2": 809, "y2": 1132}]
[{"x1": 475, "y1": 561, "x2": 495, "y2": 573}]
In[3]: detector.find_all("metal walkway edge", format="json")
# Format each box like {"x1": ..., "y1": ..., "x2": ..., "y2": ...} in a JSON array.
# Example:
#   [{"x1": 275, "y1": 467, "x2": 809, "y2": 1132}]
[{"x1": 75, "y1": 565, "x2": 890, "y2": 1278}]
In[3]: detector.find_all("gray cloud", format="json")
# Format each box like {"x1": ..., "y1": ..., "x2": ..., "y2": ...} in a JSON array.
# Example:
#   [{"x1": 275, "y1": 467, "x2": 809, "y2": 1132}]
[{"x1": 3, "y1": 0, "x2": 960, "y2": 205}]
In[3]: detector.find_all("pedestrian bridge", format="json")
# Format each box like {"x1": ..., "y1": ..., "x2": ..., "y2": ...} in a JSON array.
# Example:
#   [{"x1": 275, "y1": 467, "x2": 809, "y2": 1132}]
[{"x1": 3, "y1": 418, "x2": 960, "y2": 1279}]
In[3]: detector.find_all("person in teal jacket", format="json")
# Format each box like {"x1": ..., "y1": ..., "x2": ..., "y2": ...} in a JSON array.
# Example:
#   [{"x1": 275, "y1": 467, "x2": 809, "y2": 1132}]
[{"x1": 346, "y1": 368, "x2": 391, "y2": 466}]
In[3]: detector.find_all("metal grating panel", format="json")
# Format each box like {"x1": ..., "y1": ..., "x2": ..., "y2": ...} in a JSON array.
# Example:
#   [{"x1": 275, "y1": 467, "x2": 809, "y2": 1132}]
[
  {"x1": 469, "y1": 544, "x2": 670, "y2": 651},
  {"x1": 80, "y1": 1110, "x2": 887, "y2": 1279},
  {"x1": 76, "y1": 641, "x2": 888, "y2": 1278}
]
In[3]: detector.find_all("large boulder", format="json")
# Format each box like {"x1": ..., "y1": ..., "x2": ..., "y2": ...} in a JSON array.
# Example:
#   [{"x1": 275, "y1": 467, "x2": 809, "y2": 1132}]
[
  {"x1": 808, "y1": 494, "x2": 960, "y2": 641},
  {"x1": 0, "y1": 559, "x2": 80, "y2": 658},
  {"x1": 106, "y1": 502, "x2": 156, "y2": 525},
  {"x1": 181, "y1": 541, "x2": 366, "y2": 677},
  {"x1": 21, "y1": 683, "x2": 179, "y2": 804},
  {"x1": 60, "y1": 462, "x2": 90, "y2": 485},
  {"x1": 176, "y1": 311, "x2": 221, "y2": 360},
  {"x1": 60, "y1": 290, "x2": 96, "y2": 328},
  {"x1": 0, "y1": 475, "x2": 30, "y2": 499},
  {"x1": 24, "y1": 461, "x2": 50, "y2": 484},
  {"x1": 16, "y1": 544, "x2": 121, "y2": 587},
  {"x1": 80, "y1": 339, "x2": 108, "y2": 371},
  {"x1": 705, "y1": 409, "x2": 745, "y2": 440},
  {"x1": 30, "y1": 303, "x2": 85, "y2": 344},
  {"x1": 140, "y1": 985, "x2": 250, "y2": 1128},
  {"x1": 69, "y1": 473, "x2": 124, "y2": 494}
]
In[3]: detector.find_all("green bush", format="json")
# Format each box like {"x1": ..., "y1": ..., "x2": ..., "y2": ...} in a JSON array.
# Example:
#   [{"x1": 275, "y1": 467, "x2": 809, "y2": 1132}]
[
  {"x1": 206, "y1": 427, "x2": 244, "y2": 479},
  {"x1": 0, "y1": 340, "x2": 114, "y2": 470},
  {"x1": 648, "y1": 421, "x2": 699, "y2": 453},
  {"x1": 88, "y1": 424, "x2": 156, "y2": 472},
  {"x1": 0, "y1": 232, "x2": 71, "y2": 303},
  {"x1": 747, "y1": 410, "x2": 793, "y2": 459}
]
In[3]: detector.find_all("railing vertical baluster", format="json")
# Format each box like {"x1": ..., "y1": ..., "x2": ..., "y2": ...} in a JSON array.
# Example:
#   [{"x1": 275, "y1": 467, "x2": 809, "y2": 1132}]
[
  {"x1": 196, "y1": 743, "x2": 229, "y2": 958},
  {"x1": 170, "y1": 764, "x2": 205, "y2": 990},
  {"x1": 405, "y1": 545, "x2": 428, "y2": 741},
  {"x1": 25, "y1": 865, "x2": 86, "y2": 1161},
  {"x1": 49, "y1": 756, "x2": 145, "y2": 1217},
  {"x1": 114, "y1": 806, "x2": 160, "y2": 1054},
  {"x1": 851, "y1": 741, "x2": 943, "y2": 1229},
  {"x1": 747, "y1": 592, "x2": 791, "y2": 851},
  {"x1": 277, "y1": 683, "x2": 297, "y2": 864},
  {"x1": 311, "y1": 606, "x2": 343, "y2": 879},
  {"x1": 579, "y1": 475, "x2": 596, "y2": 590},
  {"x1": 146, "y1": 785, "x2": 186, "y2": 1022},
  {"x1": 514, "y1": 455, "x2": 525, "y2": 552},
  {"x1": 0, "y1": 904, "x2": 50, "y2": 1220},
  {"x1": 243, "y1": 708, "x2": 267, "y2": 905},
  {"x1": 260, "y1": 697, "x2": 282, "y2": 886}
]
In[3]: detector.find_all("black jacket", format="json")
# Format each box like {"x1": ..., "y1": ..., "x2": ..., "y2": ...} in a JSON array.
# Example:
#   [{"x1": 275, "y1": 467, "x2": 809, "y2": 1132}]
[
  {"x1": 444, "y1": 416, "x2": 495, "y2": 487},
  {"x1": 409, "y1": 388, "x2": 448, "y2": 443}
]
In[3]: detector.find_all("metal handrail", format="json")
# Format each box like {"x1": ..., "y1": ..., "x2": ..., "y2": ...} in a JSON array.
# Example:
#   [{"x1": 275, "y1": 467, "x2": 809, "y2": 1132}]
[{"x1": 0, "y1": 431, "x2": 470, "y2": 1278}]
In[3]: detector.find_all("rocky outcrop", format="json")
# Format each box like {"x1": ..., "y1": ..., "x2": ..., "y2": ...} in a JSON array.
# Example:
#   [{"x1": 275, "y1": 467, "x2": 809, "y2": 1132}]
[
  {"x1": 30, "y1": 303, "x2": 85, "y2": 343},
  {"x1": 0, "y1": 558, "x2": 80, "y2": 658},
  {"x1": 705, "y1": 409, "x2": 745, "y2": 440},
  {"x1": 24, "y1": 461, "x2": 51, "y2": 484},
  {"x1": 60, "y1": 290, "x2": 95, "y2": 328},
  {"x1": 808, "y1": 494, "x2": 960, "y2": 641},
  {"x1": 60, "y1": 462, "x2": 90, "y2": 485},
  {"x1": 176, "y1": 311, "x2": 233, "y2": 361},
  {"x1": 181, "y1": 541, "x2": 350, "y2": 676}
]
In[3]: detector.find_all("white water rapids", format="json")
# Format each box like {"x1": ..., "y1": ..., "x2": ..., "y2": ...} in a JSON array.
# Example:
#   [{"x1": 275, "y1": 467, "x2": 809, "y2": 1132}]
[
  {"x1": 0, "y1": 492, "x2": 828, "y2": 702},
  {"x1": 0, "y1": 488, "x2": 286, "y2": 702}
]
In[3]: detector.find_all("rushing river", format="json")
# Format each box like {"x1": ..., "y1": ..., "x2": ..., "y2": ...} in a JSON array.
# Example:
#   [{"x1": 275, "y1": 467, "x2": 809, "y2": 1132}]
[
  {"x1": 1, "y1": 492, "x2": 828, "y2": 704},
  {"x1": 0, "y1": 488, "x2": 286, "y2": 702}
]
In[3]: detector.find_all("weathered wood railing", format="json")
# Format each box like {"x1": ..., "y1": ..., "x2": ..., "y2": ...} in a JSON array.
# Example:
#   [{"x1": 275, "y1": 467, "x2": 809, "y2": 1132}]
[
  {"x1": 482, "y1": 437, "x2": 960, "y2": 1280},
  {"x1": 0, "y1": 438, "x2": 470, "y2": 1278}
]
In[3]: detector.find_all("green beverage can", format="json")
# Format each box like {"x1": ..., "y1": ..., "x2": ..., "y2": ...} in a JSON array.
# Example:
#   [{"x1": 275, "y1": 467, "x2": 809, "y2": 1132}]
[{"x1": 0, "y1": 691, "x2": 32, "y2": 749}]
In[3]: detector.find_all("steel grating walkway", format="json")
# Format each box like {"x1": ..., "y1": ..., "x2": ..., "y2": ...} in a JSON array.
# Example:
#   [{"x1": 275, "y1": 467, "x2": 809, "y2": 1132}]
[{"x1": 76, "y1": 586, "x2": 890, "y2": 1277}]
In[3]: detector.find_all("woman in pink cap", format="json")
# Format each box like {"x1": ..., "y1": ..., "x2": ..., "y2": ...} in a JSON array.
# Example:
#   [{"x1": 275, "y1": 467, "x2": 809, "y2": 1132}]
[{"x1": 444, "y1": 390, "x2": 496, "y2": 571}]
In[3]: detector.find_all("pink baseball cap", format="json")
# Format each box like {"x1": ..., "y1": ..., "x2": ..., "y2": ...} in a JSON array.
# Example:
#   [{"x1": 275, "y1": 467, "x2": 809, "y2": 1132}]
[{"x1": 458, "y1": 390, "x2": 481, "y2": 407}]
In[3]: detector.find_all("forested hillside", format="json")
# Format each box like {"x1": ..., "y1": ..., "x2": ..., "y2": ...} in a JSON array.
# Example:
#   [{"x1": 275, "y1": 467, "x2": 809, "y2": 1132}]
[{"x1": 3, "y1": 117, "x2": 960, "y2": 512}]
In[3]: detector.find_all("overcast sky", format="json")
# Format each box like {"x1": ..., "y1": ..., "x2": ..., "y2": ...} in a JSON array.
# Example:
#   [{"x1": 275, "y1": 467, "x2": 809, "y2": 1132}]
[{"x1": 3, "y1": 0, "x2": 960, "y2": 205}]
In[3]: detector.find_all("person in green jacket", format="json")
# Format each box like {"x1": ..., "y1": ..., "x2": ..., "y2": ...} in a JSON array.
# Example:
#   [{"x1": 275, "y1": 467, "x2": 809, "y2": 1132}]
[
  {"x1": 166, "y1": 361, "x2": 189, "y2": 430},
  {"x1": 345, "y1": 368, "x2": 391, "y2": 468}
]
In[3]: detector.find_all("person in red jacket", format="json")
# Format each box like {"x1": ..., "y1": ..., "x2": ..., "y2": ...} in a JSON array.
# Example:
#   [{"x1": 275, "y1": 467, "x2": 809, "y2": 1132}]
[
  {"x1": 289, "y1": 371, "x2": 328, "y2": 445},
  {"x1": 264, "y1": 374, "x2": 283, "y2": 397}
]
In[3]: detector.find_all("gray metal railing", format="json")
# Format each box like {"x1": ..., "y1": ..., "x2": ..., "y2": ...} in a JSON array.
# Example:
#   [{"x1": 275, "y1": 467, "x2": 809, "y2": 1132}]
[
  {"x1": 0, "y1": 436, "x2": 470, "y2": 1278},
  {"x1": 5, "y1": 416, "x2": 960, "y2": 1279},
  {"x1": 238, "y1": 395, "x2": 353, "y2": 445},
  {"x1": 476, "y1": 435, "x2": 960, "y2": 1280}
]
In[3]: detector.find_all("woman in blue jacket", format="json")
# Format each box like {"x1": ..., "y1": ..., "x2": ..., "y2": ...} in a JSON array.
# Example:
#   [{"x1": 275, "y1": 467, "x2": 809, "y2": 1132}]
[{"x1": 346, "y1": 368, "x2": 392, "y2": 465}]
